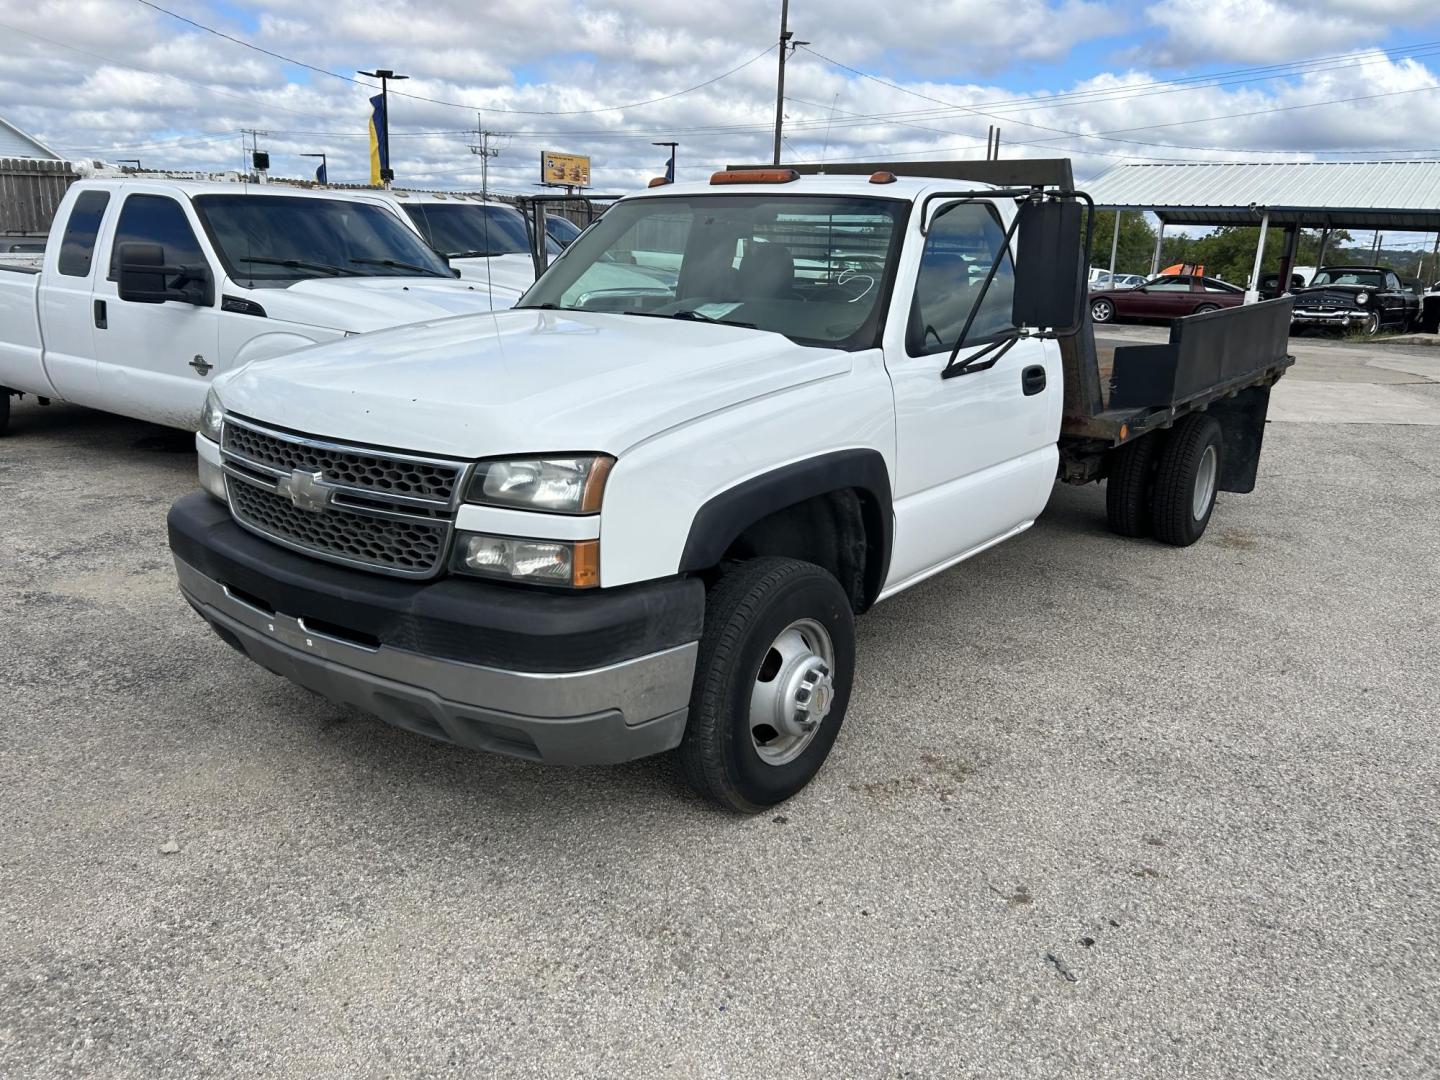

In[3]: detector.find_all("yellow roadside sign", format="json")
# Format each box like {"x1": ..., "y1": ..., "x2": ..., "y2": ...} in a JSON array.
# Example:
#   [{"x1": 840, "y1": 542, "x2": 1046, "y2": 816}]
[{"x1": 542, "y1": 152, "x2": 591, "y2": 188}]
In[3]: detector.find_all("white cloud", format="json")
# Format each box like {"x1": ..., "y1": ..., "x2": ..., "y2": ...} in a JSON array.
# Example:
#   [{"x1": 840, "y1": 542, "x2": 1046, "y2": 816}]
[
  {"x1": 1143, "y1": 0, "x2": 1438, "y2": 64},
  {"x1": 1, "y1": 0, "x2": 1439, "y2": 200}
]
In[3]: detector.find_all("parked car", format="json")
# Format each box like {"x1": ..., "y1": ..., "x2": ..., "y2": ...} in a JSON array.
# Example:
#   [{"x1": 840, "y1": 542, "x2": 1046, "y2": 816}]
[
  {"x1": 1258, "y1": 272, "x2": 1306, "y2": 300},
  {"x1": 546, "y1": 214, "x2": 584, "y2": 249},
  {"x1": 0, "y1": 178, "x2": 511, "y2": 435},
  {"x1": 1089, "y1": 273, "x2": 1244, "y2": 323},
  {"x1": 169, "y1": 163, "x2": 1295, "y2": 812},
  {"x1": 1289, "y1": 265, "x2": 1417, "y2": 335},
  {"x1": 389, "y1": 191, "x2": 672, "y2": 298},
  {"x1": 1421, "y1": 281, "x2": 1440, "y2": 333}
]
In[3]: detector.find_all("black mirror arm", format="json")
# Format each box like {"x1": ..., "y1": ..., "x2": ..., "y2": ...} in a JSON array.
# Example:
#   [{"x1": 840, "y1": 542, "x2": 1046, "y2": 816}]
[
  {"x1": 942, "y1": 331, "x2": 1022, "y2": 379},
  {"x1": 941, "y1": 200, "x2": 1027, "y2": 374}
]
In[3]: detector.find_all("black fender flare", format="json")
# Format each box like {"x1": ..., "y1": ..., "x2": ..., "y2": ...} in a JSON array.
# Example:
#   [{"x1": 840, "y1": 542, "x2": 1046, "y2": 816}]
[{"x1": 678, "y1": 448, "x2": 893, "y2": 608}]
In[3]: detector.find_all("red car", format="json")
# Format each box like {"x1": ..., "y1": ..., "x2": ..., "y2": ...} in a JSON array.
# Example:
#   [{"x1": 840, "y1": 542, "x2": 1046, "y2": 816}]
[{"x1": 1089, "y1": 274, "x2": 1245, "y2": 324}]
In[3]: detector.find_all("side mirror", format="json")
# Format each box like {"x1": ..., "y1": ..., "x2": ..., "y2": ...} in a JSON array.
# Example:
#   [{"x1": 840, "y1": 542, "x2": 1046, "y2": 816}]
[
  {"x1": 1011, "y1": 198, "x2": 1086, "y2": 334},
  {"x1": 117, "y1": 242, "x2": 213, "y2": 306}
]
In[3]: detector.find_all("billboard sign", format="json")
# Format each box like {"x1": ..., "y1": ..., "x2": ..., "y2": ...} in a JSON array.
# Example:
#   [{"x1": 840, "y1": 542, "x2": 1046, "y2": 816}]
[{"x1": 541, "y1": 152, "x2": 591, "y2": 188}]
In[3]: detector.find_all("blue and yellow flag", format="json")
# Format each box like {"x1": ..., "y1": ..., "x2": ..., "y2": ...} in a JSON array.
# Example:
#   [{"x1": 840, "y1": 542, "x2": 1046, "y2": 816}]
[{"x1": 368, "y1": 94, "x2": 388, "y2": 185}]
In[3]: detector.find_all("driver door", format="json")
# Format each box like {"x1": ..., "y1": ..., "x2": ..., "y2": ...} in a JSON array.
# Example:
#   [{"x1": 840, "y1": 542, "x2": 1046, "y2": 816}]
[
  {"x1": 883, "y1": 200, "x2": 1061, "y2": 592},
  {"x1": 92, "y1": 191, "x2": 219, "y2": 426}
]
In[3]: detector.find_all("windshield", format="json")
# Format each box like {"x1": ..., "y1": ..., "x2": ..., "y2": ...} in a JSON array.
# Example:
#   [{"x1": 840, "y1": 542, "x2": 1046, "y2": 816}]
[
  {"x1": 546, "y1": 215, "x2": 583, "y2": 247},
  {"x1": 1311, "y1": 269, "x2": 1384, "y2": 288},
  {"x1": 403, "y1": 203, "x2": 531, "y2": 257},
  {"x1": 194, "y1": 194, "x2": 454, "y2": 282},
  {"x1": 518, "y1": 194, "x2": 906, "y2": 349}
]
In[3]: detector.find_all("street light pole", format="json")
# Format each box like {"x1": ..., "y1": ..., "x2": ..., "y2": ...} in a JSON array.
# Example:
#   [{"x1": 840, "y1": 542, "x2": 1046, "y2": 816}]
[
  {"x1": 300, "y1": 152, "x2": 328, "y2": 185},
  {"x1": 653, "y1": 141, "x2": 678, "y2": 182},
  {"x1": 359, "y1": 68, "x2": 409, "y2": 184}
]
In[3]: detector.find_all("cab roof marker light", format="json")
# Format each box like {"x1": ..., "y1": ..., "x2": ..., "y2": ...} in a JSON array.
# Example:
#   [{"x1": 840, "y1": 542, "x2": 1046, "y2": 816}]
[
  {"x1": 869, "y1": 171, "x2": 898, "y2": 184},
  {"x1": 648, "y1": 176, "x2": 672, "y2": 188},
  {"x1": 709, "y1": 168, "x2": 800, "y2": 185}
]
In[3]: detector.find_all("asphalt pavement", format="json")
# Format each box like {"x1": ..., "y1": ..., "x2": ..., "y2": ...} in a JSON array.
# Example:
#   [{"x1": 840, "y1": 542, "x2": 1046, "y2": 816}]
[{"x1": 2, "y1": 332, "x2": 1437, "y2": 1078}]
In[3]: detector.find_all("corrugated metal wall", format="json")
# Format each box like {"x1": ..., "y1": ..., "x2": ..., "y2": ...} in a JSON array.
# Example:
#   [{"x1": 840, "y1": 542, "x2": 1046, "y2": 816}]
[{"x1": 0, "y1": 158, "x2": 76, "y2": 235}]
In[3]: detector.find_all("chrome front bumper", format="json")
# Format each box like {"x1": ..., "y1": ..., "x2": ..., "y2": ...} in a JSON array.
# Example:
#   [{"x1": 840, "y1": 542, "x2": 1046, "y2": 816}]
[
  {"x1": 1291, "y1": 308, "x2": 1368, "y2": 326},
  {"x1": 175, "y1": 556, "x2": 698, "y2": 765}
]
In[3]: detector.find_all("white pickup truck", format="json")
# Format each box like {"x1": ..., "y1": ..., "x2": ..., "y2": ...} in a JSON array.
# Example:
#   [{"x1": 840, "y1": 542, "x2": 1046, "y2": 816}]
[
  {"x1": 167, "y1": 160, "x2": 1294, "y2": 811},
  {"x1": 0, "y1": 178, "x2": 515, "y2": 434},
  {"x1": 387, "y1": 190, "x2": 675, "y2": 299}
]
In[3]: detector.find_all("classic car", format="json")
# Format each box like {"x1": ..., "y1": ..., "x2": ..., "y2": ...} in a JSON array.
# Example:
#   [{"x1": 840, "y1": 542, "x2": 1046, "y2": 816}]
[{"x1": 1289, "y1": 266, "x2": 1417, "y2": 334}]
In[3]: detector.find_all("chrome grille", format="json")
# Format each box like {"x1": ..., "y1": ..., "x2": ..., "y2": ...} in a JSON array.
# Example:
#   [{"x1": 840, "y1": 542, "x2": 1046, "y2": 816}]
[
  {"x1": 229, "y1": 481, "x2": 447, "y2": 574},
  {"x1": 220, "y1": 417, "x2": 467, "y2": 579},
  {"x1": 224, "y1": 421, "x2": 461, "y2": 501}
]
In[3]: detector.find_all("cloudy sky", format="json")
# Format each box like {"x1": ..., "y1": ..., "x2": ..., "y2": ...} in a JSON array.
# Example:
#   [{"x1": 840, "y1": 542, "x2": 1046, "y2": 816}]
[{"x1": 3, "y1": 0, "x2": 1440, "y2": 215}]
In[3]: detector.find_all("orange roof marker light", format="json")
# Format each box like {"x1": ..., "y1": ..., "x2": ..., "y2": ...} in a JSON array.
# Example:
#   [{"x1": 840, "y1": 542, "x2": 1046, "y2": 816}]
[
  {"x1": 869, "y1": 171, "x2": 897, "y2": 184},
  {"x1": 648, "y1": 176, "x2": 672, "y2": 187},
  {"x1": 709, "y1": 168, "x2": 800, "y2": 185}
]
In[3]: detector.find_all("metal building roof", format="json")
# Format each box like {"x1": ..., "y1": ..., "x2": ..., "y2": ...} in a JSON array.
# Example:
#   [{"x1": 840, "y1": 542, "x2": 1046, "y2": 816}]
[{"x1": 1085, "y1": 160, "x2": 1440, "y2": 232}]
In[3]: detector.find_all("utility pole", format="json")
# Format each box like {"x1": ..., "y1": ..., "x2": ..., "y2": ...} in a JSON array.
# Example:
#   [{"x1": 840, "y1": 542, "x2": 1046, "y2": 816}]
[
  {"x1": 468, "y1": 115, "x2": 503, "y2": 200},
  {"x1": 771, "y1": 2, "x2": 808, "y2": 165},
  {"x1": 359, "y1": 68, "x2": 408, "y2": 185},
  {"x1": 241, "y1": 129, "x2": 270, "y2": 182}
]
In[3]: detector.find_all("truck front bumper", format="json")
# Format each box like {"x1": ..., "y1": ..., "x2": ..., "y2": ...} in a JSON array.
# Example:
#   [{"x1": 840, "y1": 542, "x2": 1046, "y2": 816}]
[{"x1": 167, "y1": 493, "x2": 703, "y2": 765}]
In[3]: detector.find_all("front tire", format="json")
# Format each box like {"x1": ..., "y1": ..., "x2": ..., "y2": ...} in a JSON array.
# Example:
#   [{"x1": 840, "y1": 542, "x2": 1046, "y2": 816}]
[
  {"x1": 1091, "y1": 298, "x2": 1115, "y2": 324},
  {"x1": 679, "y1": 557, "x2": 855, "y2": 813},
  {"x1": 1359, "y1": 311, "x2": 1380, "y2": 336},
  {"x1": 1150, "y1": 414, "x2": 1223, "y2": 546}
]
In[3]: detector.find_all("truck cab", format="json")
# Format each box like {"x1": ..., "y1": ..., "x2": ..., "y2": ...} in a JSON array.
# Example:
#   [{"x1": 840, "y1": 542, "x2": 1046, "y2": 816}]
[
  {"x1": 167, "y1": 161, "x2": 1293, "y2": 812},
  {"x1": 0, "y1": 179, "x2": 508, "y2": 434}
]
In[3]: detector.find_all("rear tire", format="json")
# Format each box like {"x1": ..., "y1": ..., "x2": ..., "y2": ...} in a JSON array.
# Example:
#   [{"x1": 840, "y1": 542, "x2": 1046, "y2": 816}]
[
  {"x1": 1091, "y1": 298, "x2": 1115, "y2": 324},
  {"x1": 1105, "y1": 433, "x2": 1162, "y2": 538},
  {"x1": 1193, "y1": 303, "x2": 1219, "y2": 315},
  {"x1": 1150, "y1": 414, "x2": 1223, "y2": 547},
  {"x1": 679, "y1": 557, "x2": 855, "y2": 813},
  {"x1": 0, "y1": 391, "x2": 10, "y2": 436}
]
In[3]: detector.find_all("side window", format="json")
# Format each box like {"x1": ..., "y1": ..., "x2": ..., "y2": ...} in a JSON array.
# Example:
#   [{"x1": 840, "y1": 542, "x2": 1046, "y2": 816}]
[
  {"x1": 1386, "y1": 272, "x2": 1401, "y2": 292},
  {"x1": 57, "y1": 191, "x2": 111, "y2": 277},
  {"x1": 108, "y1": 194, "x2": 206, "y2": 280},
  {"x1": 907, "y1": 202, "x2": 1015, "y2": 356},
  {"x1": 1147, "y1": 276, "x2": 1192, "y2": 292}
]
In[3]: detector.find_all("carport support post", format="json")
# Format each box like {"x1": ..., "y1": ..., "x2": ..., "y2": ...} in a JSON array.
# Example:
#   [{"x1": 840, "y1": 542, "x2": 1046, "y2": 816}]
[
  {"x1": 1277, "y1": 225, "x2": 1299, "y2": 296},
  {"x1": 1108, "y1": 210, "x2": 1121, "y2": 278},
  {"x1": 1150, "y1": 218, "x2": 1166, "y2": 276},
  {"x1": 1245, "y1": 211, "x2": 1271, "y2": 305},
  {"x1": 1314, "y1": 227, "x2": 1331, "y2": 273}
]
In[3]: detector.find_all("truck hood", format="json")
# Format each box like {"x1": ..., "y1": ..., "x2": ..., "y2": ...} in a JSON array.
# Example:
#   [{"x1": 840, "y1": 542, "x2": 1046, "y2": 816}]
[
  {"x1": 259, "y1": 276, "x2": 522, "y2": 334},
  {"x1": 216, "y1": 308, "x2": 852, "y2": 458},
  {"x1": 450, "y1": 253, "x2": 538, "y2": 295}
]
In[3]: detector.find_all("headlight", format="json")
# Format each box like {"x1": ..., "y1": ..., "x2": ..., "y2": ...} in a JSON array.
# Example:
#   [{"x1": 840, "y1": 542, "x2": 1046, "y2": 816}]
[
  {"x1": 200, "y1": 390, "x2": 224, "y2": 442},
  {"x1": 452, "y1": 533, "x2": 599, "y2": 588},
  {"x1": 1356, "y1": 293, "x2": 1368, "y2": 305},
  {"x1": 466, "y1": 455, "x2": 613, "y2": 514}
]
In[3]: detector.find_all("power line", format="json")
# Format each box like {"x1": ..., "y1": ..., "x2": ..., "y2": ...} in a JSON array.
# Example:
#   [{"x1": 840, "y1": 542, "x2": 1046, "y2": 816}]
[{"x1": 134, "y1": 0, "x2": 775, "y2": 116}]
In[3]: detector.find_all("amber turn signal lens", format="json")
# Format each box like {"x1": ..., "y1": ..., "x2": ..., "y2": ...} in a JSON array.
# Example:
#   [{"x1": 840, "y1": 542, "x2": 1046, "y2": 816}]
[
  {"x1": 709, "y1": 168, "x2": 800, "y2": 185},
  {"x1": 572, "y1": 540, "x2": 600, "y2": 588}
]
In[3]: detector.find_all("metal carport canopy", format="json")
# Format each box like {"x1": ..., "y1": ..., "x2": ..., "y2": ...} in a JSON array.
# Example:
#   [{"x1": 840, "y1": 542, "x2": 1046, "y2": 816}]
[{"x1": 1083, "y1": 160, "x2": 1440, "y2": 231}]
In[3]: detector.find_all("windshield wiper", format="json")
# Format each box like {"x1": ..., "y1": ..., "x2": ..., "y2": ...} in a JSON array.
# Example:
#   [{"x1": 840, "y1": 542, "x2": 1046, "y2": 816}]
[
  {"x1": 349, "y1": 257, "x2": 451, "y2": 277},
  {"x1": 234, "y1": 256, "x2": 358, "y2": 276},
  {"x1": 620, "y1": 309, "x2": 757, "y2": 329},
  {"x1": 446, "y1": 249, "x2": 521, "y2": 259}
]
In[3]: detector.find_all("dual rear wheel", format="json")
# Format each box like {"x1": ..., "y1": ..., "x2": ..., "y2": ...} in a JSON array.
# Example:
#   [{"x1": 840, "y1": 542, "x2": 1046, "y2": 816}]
[{"x1": 1105, "y1": 413, "x2": 1222, "y2": 547}]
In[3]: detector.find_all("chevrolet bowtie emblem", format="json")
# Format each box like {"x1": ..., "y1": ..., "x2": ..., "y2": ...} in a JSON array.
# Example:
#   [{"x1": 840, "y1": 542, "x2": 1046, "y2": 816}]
[{"x1": 276, "y1": 469, "x2": 332, "y2": 513}]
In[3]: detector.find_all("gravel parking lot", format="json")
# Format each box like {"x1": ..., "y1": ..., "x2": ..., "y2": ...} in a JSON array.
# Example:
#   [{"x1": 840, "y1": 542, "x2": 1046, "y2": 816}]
[{"x1": 2, "y1": 330, "x2": 1437, "y2": 1079}]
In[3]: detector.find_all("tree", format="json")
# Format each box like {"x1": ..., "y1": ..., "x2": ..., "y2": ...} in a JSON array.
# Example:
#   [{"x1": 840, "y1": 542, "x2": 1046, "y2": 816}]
[
  {"x1": 1088, "y1": 211, "x2": 1157, "y2": 277},
  {"x1": 1157, "y1": 226, "x2": 1350, "y2": 284}
]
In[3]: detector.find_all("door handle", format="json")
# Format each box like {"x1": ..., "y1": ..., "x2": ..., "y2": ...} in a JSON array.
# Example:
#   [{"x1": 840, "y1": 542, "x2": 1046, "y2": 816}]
[
  {"x1": 1022, "y1": 365, "x2": 1046, "y2": 396},
  {"x1": 93, "y1": 299, "x2": 107, "y2": 329}
]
